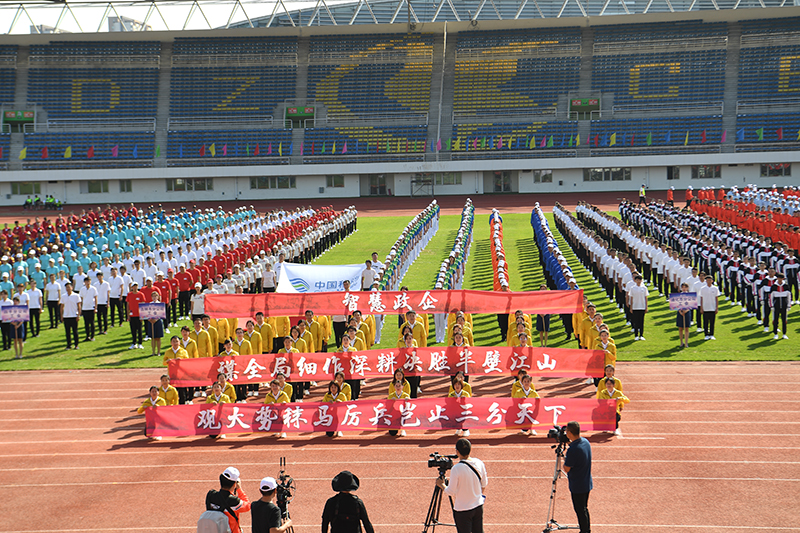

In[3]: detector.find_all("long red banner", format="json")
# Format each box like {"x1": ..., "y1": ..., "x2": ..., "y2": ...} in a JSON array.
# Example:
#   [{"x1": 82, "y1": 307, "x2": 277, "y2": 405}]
[
  {"x1": 168, "y1": 346, "x2": 605, "y2": 387},
  {"x1": 144, "y1": 397, "x2": 616, "y2": 437},
  {"x1": 203, "y1": 289, "x2": 583, "y2": 318}
]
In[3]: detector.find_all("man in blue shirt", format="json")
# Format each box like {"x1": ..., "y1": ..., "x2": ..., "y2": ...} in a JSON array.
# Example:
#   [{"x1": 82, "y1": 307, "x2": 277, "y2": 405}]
[{"x1": 563, "y1": 421, "x2": 592, "y2": 533}]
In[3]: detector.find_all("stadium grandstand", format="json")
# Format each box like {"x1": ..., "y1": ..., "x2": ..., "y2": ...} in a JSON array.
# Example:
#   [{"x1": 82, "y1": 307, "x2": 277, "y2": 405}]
[{"x1": 0, "y1": 2, "x2": 799, "y2": 205}]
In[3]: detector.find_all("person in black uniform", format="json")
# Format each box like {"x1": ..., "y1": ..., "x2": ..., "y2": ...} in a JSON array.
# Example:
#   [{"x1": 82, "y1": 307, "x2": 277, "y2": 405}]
[
  {"x1": 251, "y1": 476, "x2": 293, "y2": 533},
  {"x1": 205, "y1": 467, "x2": 251, "y2": 533},
  {"x1": 321, "y1": 471, "x2": 374, "y2": 533}
]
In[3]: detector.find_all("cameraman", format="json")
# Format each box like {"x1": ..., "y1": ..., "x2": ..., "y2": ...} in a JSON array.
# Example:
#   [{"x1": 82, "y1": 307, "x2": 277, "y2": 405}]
[
  {"x1": 435, "y1": 438, "x2": 488, "y2": 533},
  {"x1": 251, "y1": 477, "x2": 293, "y2": 533},
  {"x1": 563, "y1": 421, "x2": 592, "y2": 533},
  {"x1": 205, "y1": 467, "x2": 251, "y2": 533}
]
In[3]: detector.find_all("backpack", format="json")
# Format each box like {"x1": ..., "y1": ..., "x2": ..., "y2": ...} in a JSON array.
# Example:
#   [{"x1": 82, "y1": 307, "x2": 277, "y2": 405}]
[
  {"x1": 332, "y1": 493, "x2": 362, "y2": 533},
  {"x1": 197, "y1": 510, "x2": 231, "y2": 533}
]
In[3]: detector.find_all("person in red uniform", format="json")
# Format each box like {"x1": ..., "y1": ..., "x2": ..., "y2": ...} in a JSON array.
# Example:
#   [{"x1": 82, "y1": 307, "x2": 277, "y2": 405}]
[
  {"x1": 126, "y1": 282, "x2": 145, "y2": 349},
  {"x1": 175, "y1": 264, "x2": 194, "y2": 320},
  {"x1": 685, "y1": 186, "x2": 694, "y2": 208}
]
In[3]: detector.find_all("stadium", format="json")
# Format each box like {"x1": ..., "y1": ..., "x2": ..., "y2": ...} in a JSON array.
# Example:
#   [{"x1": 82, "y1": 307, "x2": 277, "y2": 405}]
[{"x1": 0, "y1": 2, "x2": 799, "y2": 533}]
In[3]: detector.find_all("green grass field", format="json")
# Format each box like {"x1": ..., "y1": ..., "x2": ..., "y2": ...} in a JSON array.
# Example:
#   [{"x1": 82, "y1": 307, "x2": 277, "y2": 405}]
[{"x1": 2, "y1": 211, "x2": 797, "y2": 371}]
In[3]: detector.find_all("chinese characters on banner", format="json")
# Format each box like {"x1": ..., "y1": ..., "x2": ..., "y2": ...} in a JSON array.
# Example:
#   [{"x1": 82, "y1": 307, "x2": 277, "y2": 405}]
[
  {"x1": 139, "y1": 303, "x2": 167, "y2": 320},
  {"x1": 204, "y1": 289, "x2": 583, "y2": 318},
  {"x1": 1, "y1": 305, "x2": 30, "y2": 322},
  {"x1": 168, "y1": 346, "x2": 605, "y2": 387},
  {"x1": 144, "y1": 397, "x2": 617, "y2": 437},
  {"x1": 668, "y1": 293, "x2": 698, "y2": 311}
]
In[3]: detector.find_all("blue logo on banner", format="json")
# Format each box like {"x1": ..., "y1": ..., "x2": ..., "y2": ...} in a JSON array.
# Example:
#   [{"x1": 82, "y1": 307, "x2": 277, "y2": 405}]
[{"x1": 290, "y1": 278, "x2": 311, "y2": 293}]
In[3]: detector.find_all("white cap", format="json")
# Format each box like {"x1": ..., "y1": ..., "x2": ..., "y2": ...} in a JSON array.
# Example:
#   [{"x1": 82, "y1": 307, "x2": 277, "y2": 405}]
[
  {"x1": 222, "y1": 467, "x2": 240, "y2": 483},
  {"x1": 260, "y1": 477, "x2": 278, "y2": 491},
  {"x1": 194, "y1": 282, "x2": 202, "y2": 288}
]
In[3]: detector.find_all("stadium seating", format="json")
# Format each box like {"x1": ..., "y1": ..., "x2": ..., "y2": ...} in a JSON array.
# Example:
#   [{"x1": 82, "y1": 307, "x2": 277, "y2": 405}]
[
  {"x1": 451, "y1": 121, "x2": 578, "y2": 151},
  {"x1": 590, "y1": 115, "x2": 723, "y2": 154},
  {"x1": 306, "y1": 34, "x2": 433, "y2": 117},
  {"x1": 453, "y1": 28, "x2": 581, "y2": 115},
  {"x1": 21, "y1": 131, "x2": 155, "y2": 169},
  {"x1": 0, "y1": 45, "x2": 18, "y2": 105},
  {"x1": 736, "y1": 113, "x2": 800, "y2": 144},
  {"x1": 166, "y1": 129, "x2": 292, "y2": 165},
  {"x1": 740, "y1": 16, "x2": 800, "y2": 35},
  {"x1": 29, "y1": 41, "x2": 161, "y2": 56},
  {"x1": 0, "y1": 133, "x2": 9, "y2": 162},
  {"x1": 739, "y1": 45, "x2": 800, "y2": 102},
  {"x1": 173, "y1": 36, "x2": 297, "y2": 55},
  {"x1": 302, "y1": 125, "x2": 427, "y2": 155},
  {"x1": 592, "y1": 20, "x2": 727, "y2": 42}
]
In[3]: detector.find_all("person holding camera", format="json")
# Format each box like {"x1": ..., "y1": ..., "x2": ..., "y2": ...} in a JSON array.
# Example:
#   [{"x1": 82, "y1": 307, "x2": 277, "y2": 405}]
[
  {"x1": 563, "y1": 422, "x2": 592, "y2": 533},
  {"x1": 205, "y1": 467, "x2": 251, "y2": 533},
  {"x1": 251, "y1": 477, "x2": 293, "y2": 533},
  {"x1": 321, "y1": 470, "x2": 374, "y2": 533},
  {"x1": 435, "y1": 438, "x2": 488, "y2": 533}
]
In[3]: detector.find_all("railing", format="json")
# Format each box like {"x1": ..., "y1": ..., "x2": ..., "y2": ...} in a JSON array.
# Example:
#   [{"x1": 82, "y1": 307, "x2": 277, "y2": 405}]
[
  {"x1": 734, "y1": 142, "x2": 800, "y2": 153},
  {"x1": 452, "y1": 107, "x2": 558, "y2": 123},
  {"x1": 593, "y1": 36, "x2": 727, "y2": 54},
  {"x1": 451, "y1": 149, "x2": 578, "y2": 160},
  {"x1": 171, "y1": 53, "x2": 297, "y2": 66},
  {"x1": 324, "y1": 112, "x2": 429, "y2": 125},
  {"x1": 167, "y1": 156, "x2": 290, "y2": 167},
  {"x1": 308, "y1": 50, "x2": 433, "y2": 63},
  {"x1": 0, "y1": 162, "x2": 7, "y2": 171},
  {"x1": 29, "y1": 54, "x2": 160, "y2": 67},
  {"x1": 167, "y1": 116, "x2": 274, "y2": 130},
  {"x1": 612, "y1": 101, "x2": 723, "y2": 114},
  {"x1": 741, "y1": 32, "x2": 800, "y2": 47},
  {"x1": 46, "y1": 118, "x2": 156, "y2": 132},
  {"x1": 22, "y1": 158, "x2": 153, "y2": 170},
  {"x1": 569, "y1": 110, "x2": 602, "y2": 120},
  {"x1": 302, "y1": 153, "x2": 425, "y2": 164},
  {"x1": 456, "y1": 44, "x2": 581, "y2": 60},
  {"x1": 1, "y1": 123, "x2": 9, "y2": 133},
  {"x1": 737, "y1": 99, "x2": 800, "y2": 113},
  {"x1": 589, "y1": 144, "x2": 722, "y2": 156},
  {"x1": 284, "y1": 118, "x2": 317, "y2": 129}
]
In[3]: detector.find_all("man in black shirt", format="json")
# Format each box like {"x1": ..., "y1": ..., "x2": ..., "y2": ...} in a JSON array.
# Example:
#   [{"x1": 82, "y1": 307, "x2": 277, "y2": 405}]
[
  {"x1": 563, "y1": 421, "x2": 592, "y2": 533},
  {"x1": 251, "y1": 476, "x2": 292, "y2": 533},
  {"x1": 321, "y1": 471, "x2": 374, "y2": 533},
  {"x1": 205, "y1": 466, "x2": 251, "y2": 533}
]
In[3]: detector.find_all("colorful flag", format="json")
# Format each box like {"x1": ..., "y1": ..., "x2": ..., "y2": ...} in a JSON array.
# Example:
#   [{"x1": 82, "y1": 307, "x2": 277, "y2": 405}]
[
  {"x1": 568, "y1": 135, "x2": 573, "y2": 147},
  {"x1": 64, "y1": 146, "x2": 72, "y2": 159},
  {"x1": 42, "y1": 147, "x2": 49, "y2": 159},
  {"x1": 133, "y1": 145, "x2": 138, "y2": 158},
  {"x1": 254, "y1": 143, "x2": 260, "y2": 156},
  {"x1": 342, "y1": 141, "x2": 348, "y2": 154},
  {"x1": 701, "y1": 130, "x2": 707, "y2": 144},
  {"x1": 18, "y1": 147, "x2": 26, "y2": 160},
  {"x1": 406, "y1": 139, "x2": 410, "y2": 153},
  {"x1": 199, "y1": 145, "x2": 205, "y2": 157},
  {"x1": 622, "y1": 133, "x2": 627, "y2": 146},
  {"x1": 514, "y1": 136, "x2": 520, "y2": 150},
  {"x1": 546, "y1": 136, "x2": 554, "y2": 148},
  {"x1": 559, "y1": 134, "x2": 565, "y2": 148},
  {"x1": 288, "y1": 142, "x2": 293, "y2": 155},
  {"x1": 436, "y1": 138, "x2": 442, "y2": 152},
  {"x1": 481, "y1": 137, "x2": 487, "y2": 149},
  {"x1": 321, "y1": 142, "x2": 325, "y2": 154},
  {"x1": 331, "y1": 142, "x2": 336, "y2": 154},
  {"x1": 797, "y1": 128, "x2": 800, "y2": 141},
  {"x1": 630, "y1": 134, "x2": 635, "y2": 147},
  {"x1": 446, "y1": 138, "x2": 452, "y2": 151},
  {"x1": 665, "y1": 131, "x2": 671, "y2": 144},
  {"x1": 355, "y1": 140, "x2": 359, "y2": 153},
  {"x1": 156, "y1": 145, "x2": 161, "y2": 158},
  {"x1": 684, "y1": 132, "x2": 689, "y2": 146},
  {"x1": 209, "y1": 143, "x2": 215, "y2": 157},
  {"x1": 540, "y1": 136, "x2": 547, "y2": 148},
  {"x1": 497, "y1": 136, "x2": 503, "y2": 150},
  {"x1": 646, "y1": 132, "x2": 652, "y2": 146},
  {"x1": 473, "y1": 138, "x2": 478, "y2": 150},
  {"x1": 179, "y1": 145, "x2": 183, "y2": 158},
  {"x1": 576, "y1": 134, "x2": 580, "y2": 146},
  {"x1": 88, "y1": 146, "x2": 95, "y2": 159},
  {"x1": 610, "y1": 133, "x2": 617, "y2": 147},
  {"x1": 300, "y1": 143, "x2": 304, "y2": 156},
  {"x1": 112, "y1": 145, "x2": 119, "y2": 157},
  {"x1": 736, "y1": 128, "x2": 745, "y2": 142},
  {"x1": 756, "y1": 128, "x2": 764, "y2": 141},
  {"x1": 278, "y1": 142, "x2": 283, "y2": 156},
  {"x1": 246, "y1": 144, "x2": 250, "y2": 156},
  {"x1": 222, "y1": 144, "x2": 227, "y2": 156},
  {"x1": 0, "y1": 147, "x2": 2, "y2": 159},
  {"x1": 310, "y1": 142, "x2": 314, "y2": 155},
  {"x1": 267, "y1": 143, "x2": 272, "y2": 155},
  {"x1": 720, "y1": 130, "x2": 726, "y2": 144},
  {"x1": 593, "y1": 135, "x2": 599, "y2": 147},
  {"x1": 777, "y1": 127, "x2": 783, "y2": 141}
]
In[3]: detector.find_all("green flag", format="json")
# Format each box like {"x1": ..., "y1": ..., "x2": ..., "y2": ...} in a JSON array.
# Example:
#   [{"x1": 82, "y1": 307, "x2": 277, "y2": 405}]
[
  {"x1": 756, "y1": 127, "x2": 764, "y2": 141},
  {"x1": 568, "y1": 135, "x2": 573, "y2": 147},
  {"x1": 446, "y1": 138, "x2": 452, "y2": 151},
  {"x1": 481, "y1": 137, "x2": 486, "y2": 149},
  {"x1": 322, "y1": 141, "x2": 326, "y2": 154},
  {"x1": 546, "y1": 136, "x2": 553, "y2": 148},
  {"x1": 246, "y1": 144, "x2": 250, "y2": 155},
  {"x1": 155, "y1": 145, "x2": 160, "y2": 158},
  {"x1": 646, "y1": 132, "x2": 652, "y2": 146}
]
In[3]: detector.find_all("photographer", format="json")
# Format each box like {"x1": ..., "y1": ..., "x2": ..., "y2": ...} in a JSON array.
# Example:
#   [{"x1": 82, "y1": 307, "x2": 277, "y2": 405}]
[
  {"x1": 435, "y1": 438, "x2": 488, "y2": 533},
  {"x1": 205, "y1": 467, "x2": 251, "y2": 533},
  {"x1": 321, "y1": 471, "x2": 374, "y2": 533},
  {"x1": 251, "y1": 477, "x2": 292, "y2": 533},
  {"x1": 562, "y1": 422, "x2": 592, "y2": 533}
]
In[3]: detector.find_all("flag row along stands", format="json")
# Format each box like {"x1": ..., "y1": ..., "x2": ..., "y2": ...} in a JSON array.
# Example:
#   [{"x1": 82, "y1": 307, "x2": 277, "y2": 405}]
[
  {"x1": 377, "y1": 200, "x2": 440, "y2": 292},
  {"x1": 490, "y1": 209, "x2": 509, "y2": 291},
  {"x1": 18, "y1": 145, "x2": 138, "y2": 160},
  {"x1": 198, "y1": 142, "x2": 292, "y2": 157}
]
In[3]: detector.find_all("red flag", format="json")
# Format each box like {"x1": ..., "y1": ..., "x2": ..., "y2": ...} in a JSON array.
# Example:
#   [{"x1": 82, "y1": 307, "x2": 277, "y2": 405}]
[
  {"x1": 540, "y1": 136, "x2": 546, "y2": 148},
  {"x1": 0, "y1": 147, "x2": 2, "y2": 160},
  {"x1": 199, "y1": 145, "x2": 205, "y2": 157},
  {"x1": 593, "y1": 135, "x2": 599, "y2": 147},
  {"x1": 254, "y1": 143, "x2": 260, "y2": 156},
  {"x1": 630, "y1": 134, "x2": 635, "y2": 146},
  {"x1": 111, "y1": 145, "x2": 119, "y2": 158},
  {"x1": 701, "y1": 130, "x2": 707, "y2": 144},
  {"x1": 42, "y1": 147, "x2": 49, "y2": 159},
  {"x1": 311, "y1": 142, "x2": 315, "y2": 155},
  {"x1": 87, "y1": 146, "x2": 94, "y2": 159},
  {"x1": 777, "y1": 127, "x2": 783, "y2": 140},
  {"x1": 405, "y1": 140, "x2": 409, "y2": 153}
]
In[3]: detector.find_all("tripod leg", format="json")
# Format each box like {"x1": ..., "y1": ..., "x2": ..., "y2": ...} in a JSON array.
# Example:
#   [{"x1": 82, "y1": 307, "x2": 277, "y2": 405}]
[{"x1": 422, "y1": 485, "x2": 442, "y2": 533}]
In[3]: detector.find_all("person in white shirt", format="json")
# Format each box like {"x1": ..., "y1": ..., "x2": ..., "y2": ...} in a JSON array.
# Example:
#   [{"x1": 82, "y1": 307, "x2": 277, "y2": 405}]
[
  {"x1": 79, "y1": 277, "x2": 98, "y2": 342},
  {"x1": 699, "y1": 276, "x2": 720, "y2": 340},
  {"x1": 95, "y1": 272, "x2": 111, "y2": 335},
  {"x1": 628, "y1": 275, "x2": 649, "y2": 341},
  {"x1": 26, "y1": 280, "x2": 43, "y2": 337},
  {"x1": 108, "y1": 267, "x2": 125, "y2": 327},
  {"x1": 436, "y1": 438, "x2": 488, "y2": 533},
  {"x1": 60, "y1": 282, "x2": 82, "y2": 349},
  {"x1": 360, "y1": 260, "x2": 377, "y2": 291},
  {"x1": 45, "y1": 273, "x2": 62, "y2": 330}
]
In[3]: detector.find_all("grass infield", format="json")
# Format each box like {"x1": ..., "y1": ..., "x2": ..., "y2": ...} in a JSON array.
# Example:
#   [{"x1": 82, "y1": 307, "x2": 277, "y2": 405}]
[{"x1": 1, "y1": 212, "x2": 796, "y2": 371}]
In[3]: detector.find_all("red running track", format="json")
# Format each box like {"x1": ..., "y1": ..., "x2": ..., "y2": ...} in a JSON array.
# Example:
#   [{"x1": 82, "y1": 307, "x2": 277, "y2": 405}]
[{"x1": 0, "y1": 361, "x2": 798, "y2": 533}]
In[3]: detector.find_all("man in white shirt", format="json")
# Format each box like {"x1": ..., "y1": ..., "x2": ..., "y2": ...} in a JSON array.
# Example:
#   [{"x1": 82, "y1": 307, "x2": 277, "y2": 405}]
[
  {"x1": 95, "y1": 272, "x2": 111, "y2": 335},
  {"x1": 26, "y1": 280, "x2": 43, "y2": 337},
  {"x1": 699, "y1": 277, "x2": 720, "y2": 340},
  {"x1": 108, "y1": 267, "x2": 125, "y2": 327},
  {"x1": 79, "y1": 277, "x2": 98, "y2": 342},
  {"x1": 60, "y1": 282, "x2": 82, "y2": 349},
  {"x1": 628, "y1": 275, "x2": 649, "y2": 341},
  {"x1": 436, "y1": 438, "x2": 488, "y2": 533},
  {"x1": 360, "y1": 260, "x2": 377, "y2": 291},
  {"x1": 45, "y1": 273, "x2": 62, "y2": 329}
]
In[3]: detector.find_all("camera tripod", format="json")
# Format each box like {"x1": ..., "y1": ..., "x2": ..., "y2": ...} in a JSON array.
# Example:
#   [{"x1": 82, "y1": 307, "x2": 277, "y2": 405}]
[
  {"x1": 543, "y1": 443, "x2": 580, "y2": 533},
  {"x1": 422, "y1": 471, "x2": 456, "y2": 533}
]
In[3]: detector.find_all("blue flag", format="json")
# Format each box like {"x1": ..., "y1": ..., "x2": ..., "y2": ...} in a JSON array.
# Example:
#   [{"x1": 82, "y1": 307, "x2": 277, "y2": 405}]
[
  {"x1": 132, "y1": 145, "x2": 138, "y2": 158},
  {"x1": 665, "y1": 131, "x2": 672, "y2": 144},
  {"x1": 235, "y1": 143, "x2": 239, "y2": 156},
  {"x1": 289, "y1": 142, "x2": 293, "y2": 155},
  {"x1": 736, "y1": 128, "x2": 745, "y2": 142},
  {"x1": 601, "y1": 134, "x2": 609, "y2": 147},
  {"x1": 179, "y1": 145, "x2": 183, "y2": 158},
  {"x1": 560, "y1": 134, "x2": 566, "y2": 148},
  {"x1": 355, "y1": 140, "x2": 359, "y2": 154},
  {"x1": 515, "y1": 136, "x2": 520, "y2": 150}
]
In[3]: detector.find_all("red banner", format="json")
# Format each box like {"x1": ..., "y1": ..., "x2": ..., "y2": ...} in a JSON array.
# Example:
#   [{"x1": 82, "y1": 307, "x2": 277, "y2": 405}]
[
  {"x1": 168, "y1": 346, "x2": 604, "y2": 387},
  {"x1": 144, "y1": 397, "x2": 616, "y2": 437},
  {"x1": 203, "y1": 289, "x2": 583, "y2": 318}
]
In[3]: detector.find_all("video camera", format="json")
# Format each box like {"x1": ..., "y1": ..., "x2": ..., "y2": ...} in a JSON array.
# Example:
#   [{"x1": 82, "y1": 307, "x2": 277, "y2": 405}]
[
  {"x1": 276, "y1": 457, "x2": 296, "y2": 520},
  {"x1": 428, "y1": 452, "x2": 458, "y2": 476},
  {"x1": 547, "y1": 425, "x2": 570, "y2": 445}
]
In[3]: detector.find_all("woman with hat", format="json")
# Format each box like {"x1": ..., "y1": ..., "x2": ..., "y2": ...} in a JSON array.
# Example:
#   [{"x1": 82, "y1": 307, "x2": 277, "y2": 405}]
[{"x1": 321, "y1": 471, "x2": 374, "y2": 533}]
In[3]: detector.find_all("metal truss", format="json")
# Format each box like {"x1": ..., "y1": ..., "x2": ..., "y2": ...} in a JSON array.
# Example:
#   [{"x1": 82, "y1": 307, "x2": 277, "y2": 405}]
[{"x1": 0, "y1": 0, "x2": 797, "y2": 34}]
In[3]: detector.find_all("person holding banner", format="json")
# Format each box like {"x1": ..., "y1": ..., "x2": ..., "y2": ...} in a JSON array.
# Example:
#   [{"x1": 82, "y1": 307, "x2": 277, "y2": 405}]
[
  {"x1": 387, "y1": 379, "x2": 410, "y2": 437},
  {"x1": 144, "y1": 291, "x2": 165, "y2": 357},
  {"x1": 597, "y1": 377, "x2": 630, "y2": 436},
  {"x1": 323, "y1": 381, "x2": 347, "y2": 437},
  {"x1": 676, "y1": 283, "x2": 694, "y2": 348},
  {"x1": 8, "y1": 296, "x2": 26, "y2": 359}
]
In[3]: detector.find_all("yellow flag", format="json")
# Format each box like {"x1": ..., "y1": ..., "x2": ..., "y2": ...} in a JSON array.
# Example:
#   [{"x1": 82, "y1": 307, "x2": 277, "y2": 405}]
[
  {"x1": 64, "y1": 146, "x2": 72, "y2": 159},
  {"x1": 209, "y1": 143, "x2": 216, "y2": 157},
  {"x1": 684, "y1": 131, "x2": 689, "y2": 146},
  {"x1": 797, "y1": 128, "x2": 800, "y2": 141},
  {"x1": 331, "y1": 142, "x2": 335, "y2": 155},
  {"x1": 278, "y1": 142, "x2": 283, "y2": 156},
  {"x1": 610, "y1": 133, "x2": 617, "y2": 146},
  {"x1": 18, "y1": 147, "x2": 27, "y2": 160},
  {"x1": 576, "y1": 133, "x2": 580, "y2": 146}
]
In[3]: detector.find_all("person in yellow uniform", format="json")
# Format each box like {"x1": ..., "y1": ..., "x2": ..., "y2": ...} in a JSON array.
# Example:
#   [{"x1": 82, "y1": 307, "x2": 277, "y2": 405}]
[
  {"x1": 346, "y1": 326, "x2": 367, "y2": 351},
  {"x1": 202, "y1": 315, "x2": 219, "y2": 353},
  {"x1": 277, "y1": 338, "x2": 303, "y2": 401},
  {"x1": 219, "y1": 338, "x2": 239, "y2": 358},
  {"x1": 264, "y1": 378, "x2": 290, "y2": 438},
  {"x1": 137, "y1": 386, "x2": 166, "y2": 439},
  {"x1": 351, "y1": 310, "x2": 373, "y2": 347},
  {"x1": 339, "y1": 335, "x2": 361, "y2": 400},
  {"x1": 572, "y1": 297, "x2": 589, "y2": 348},
  {"x1": 597, "y1": 376, "x2": 629, "y2": 437},
  {"x1": 596, "y1": 365, "x2": 623, "y2": 399},
  {"x1": 272, "y1": 315, "x2": 292, "y2": 351},
  {"x1": 511, "y1": 374, "x2": 539, "y2": 435},
  {"x1": 579, "y1": 305, "x2": 598, "y2": 349},
  {"x1": 190, "y1": 318, "x2": 213, "y2": 357},
  {"x1": 318, "y1": 313, "x2": 332, "y2": 351},
  {"x1": 452, "y1": 331, "x2": 469, "y2": 348},
  {"x1": 323, "y1": 381, "x2": 347, "y2": 437},
  {"x1": 388, "y1": 379, "x2": 410, "y2": 437},
  {"x1": 215, "y1": 371, "x2": 237, "y2": 403},
  {"x1": 388, "y1": 368, "x2": 411, "y2": 397},
  {"x1": 275, "y1": 372, "x2": 294, "y2": 402},
  {"x1": 287, "y1": 326, "x2": 308, "y2": 353},
  {"x1": 298, "y1": 320, "x2": 316, "y2": 353},
  {"x1": 363, "y1": 313, "x2": 376, "y2": 346},
  {"x1": 592, "y1": 329, "x2": 617, "y2": 387},
  {"x1": 304, "y1": 310, "x2": 324, "y2": 352},
  {"x1": 507, "y1": 310, "x2": 532, "y2": 333},
  {"x1": 245, "y1": 320, "x2": 263, "y2": 354},
  {"x1": 180, "y1": 326, "x2": 199, "y2": 358},
  {"x1": 448, "y1": 377, "x2": 471, "y2": 437},
  {"x1": 508, "y1": 321, "x2": 533, "y2": 347},
  {"x1": 231, "y1": 328, "x2": 253, "y2": 399},
  {"x1": 158, "y1": 374, "x2": 180, "y2": 406},
  {"x1": 580, "y1": 310, "x2": 602, "y2": 351},
  {"x1": 511, "y1": 369, "x2": 528, "y2": 396},
  {"x1": 254, "y1": 312, "x2": 275, "y2": 353},
  {"x1": 453, "y1": 316, "x2": 475, "y2": 346},
  {"x1": 205, "y1": 381, "x2": 232, "y2": 439},
  {"x1": 226, "y1": 317, "x2": 238, "y2": 343},
  {"x1": 163, "y1": 335, "x2": 189, "y2": 366},
  {"x1": 212, "y1": 316, "x2": 230, "y2": 352},
  {"x1": 400, "y1": 310, "x2": 427, "y2": 348},
  {"x1": 397, "y1": 326, "x2": 416, "y2": 348},
  {"x1": 447, "y1": 370, "x2": 472, "y2": 396},
  {"x1": 447, "y1": 309, "x2": 473, "y2": 332},
  {"x1": 334, "y1": 371, "x2": 353, "y2": 401}
]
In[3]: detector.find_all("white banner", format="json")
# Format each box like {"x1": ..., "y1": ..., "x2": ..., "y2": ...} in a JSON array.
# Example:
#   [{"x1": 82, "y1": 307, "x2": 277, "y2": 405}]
[{"x1": 276, "y1": 263, "x2": 364, "y2": 293}]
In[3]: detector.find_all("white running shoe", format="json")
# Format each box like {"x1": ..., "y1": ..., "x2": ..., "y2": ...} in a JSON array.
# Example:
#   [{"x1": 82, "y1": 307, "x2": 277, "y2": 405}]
[
  {"x1": 783, "y1": 335, "x2": 789, "y2": 340},
  {"x1": 639, "y1": 337, "x2": 646, "y2": 341},
  {"x1": 704, "y1": 335, "x2": 710, "y2": 340},
  {"x1": 634, "y1": 336, "x2": 640, "y2": 341},
  {"x1": 279, "y1": 432, "x2": 287, "y2": 439},
  {"x1": 584, "y1": 378, "x2": 594, "y2": 385},
  {"x1": 530, "y1": 429, "x2": 537, "y2": 436},
  {"x1": 165, "y1": 329, "x2": 170, "y2": 334},
  {"x1": 336, "y1": 431, "x2": 344, "y2": 437},
  {"x1": 129, "y1": 344, "x2": 136, "y2": 349},
  {"x1": 399, "y1": 430, "x2": 406, "y2": 437},
  {"x1": 150, "y1": 436, "x2": 162, "y2": 441},
  {"x1": 455, "y1": 429, "x2": 463, "y2": 437},
  {"x1": 186, "y1": 401, "x2": 193, "y2": 405},
  {"x1": 709, "y1": 336, "x2": 716, "y2": 340},
  {"x1": 696, "y1": 328, "x2": 703, "y2": 333},
  {"x1": 613, "y1": 429, "x2": 622, "y2": 437},
  {"x1": 774, "y1": 334, "x2": 780, "y2": 340},
  {"x1": 462, "y1": 430, "x2": 470, "y2": 436},
  {"x1": 764, "y1": 327, "x2": 770, "y2": 333}
]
